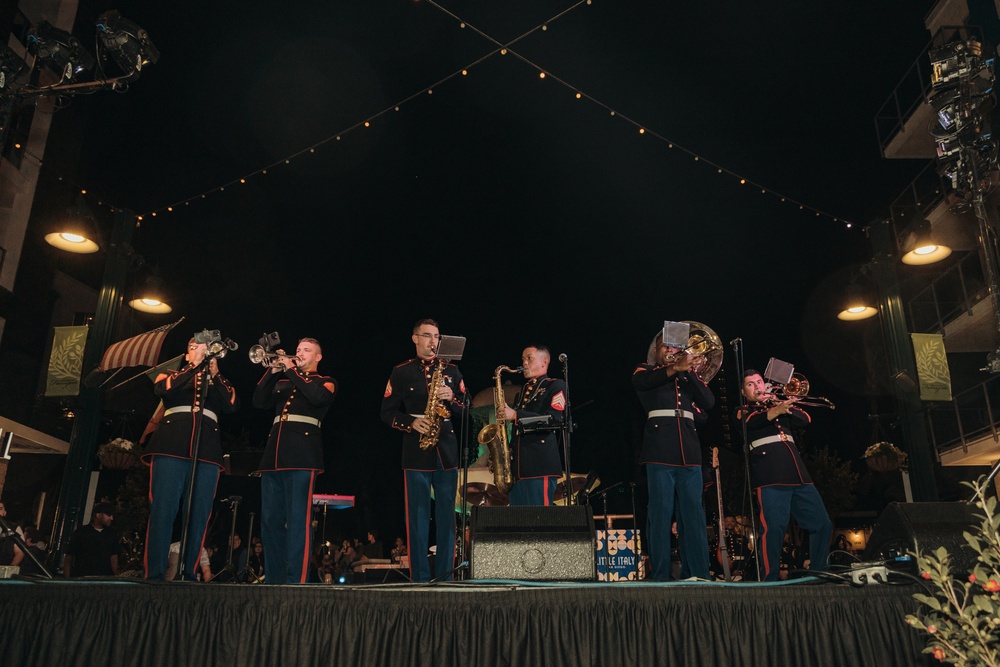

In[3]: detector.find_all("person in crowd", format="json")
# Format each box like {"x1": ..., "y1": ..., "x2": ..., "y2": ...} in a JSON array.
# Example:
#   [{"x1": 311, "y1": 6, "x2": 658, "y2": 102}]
[{"x1": 64, "y1": 502, "x2": 121, "y2": 577}]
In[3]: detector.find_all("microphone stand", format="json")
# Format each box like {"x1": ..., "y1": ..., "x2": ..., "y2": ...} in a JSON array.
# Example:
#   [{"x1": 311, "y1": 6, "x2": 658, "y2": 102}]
[
  {"x1": 0, "y1": 515, "x2": 52, "y2": 578},
  {"x1": 177, "y1": 357, "x2": 213, "y2": 581},
  {"x1": 559, "y1": 355, "x2": 574, "y2": 505},
  {"x1": 594, "y1": 481, "x2": 624, "y2": 580},
  {"x1": 628, "y1": 482, "x2": 642, "y2": 580},
  {"x1": 730, "y1": 339, "x2": 762, "y2": 582},
  {"x1": 212, "y1": 495, "x2": 242, "y2": 583},
  {"x1": 241, "y1": 511, "x2": 261, "y2": 583}
]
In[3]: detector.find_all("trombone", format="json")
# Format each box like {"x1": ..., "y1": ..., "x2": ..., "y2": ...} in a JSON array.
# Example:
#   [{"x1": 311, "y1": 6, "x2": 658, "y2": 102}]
[
  {"x1": 248, "y1": 344, "x2": 301, "y2": 368},
  {"x1": 767, "y1": 373, "x2": 836, "y2": 409}
]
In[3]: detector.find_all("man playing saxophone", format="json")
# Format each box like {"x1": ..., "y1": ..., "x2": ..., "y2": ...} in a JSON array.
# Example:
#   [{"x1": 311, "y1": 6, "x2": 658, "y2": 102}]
[
  {"x1": 503, "y1": 346, "x2": 567, "y2": 506},
  {"x1": 380, "y1": 318, "x2": 467, "y2": 582}
]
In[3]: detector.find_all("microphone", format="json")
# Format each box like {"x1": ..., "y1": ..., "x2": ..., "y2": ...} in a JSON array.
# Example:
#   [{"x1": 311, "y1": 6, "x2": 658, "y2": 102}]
[
  {"x1": 729, "y1": 337, "x2": 741, "y2": 348},
  {"x1": 558, "y1": 353, "x2": 568, "y2": 363}
]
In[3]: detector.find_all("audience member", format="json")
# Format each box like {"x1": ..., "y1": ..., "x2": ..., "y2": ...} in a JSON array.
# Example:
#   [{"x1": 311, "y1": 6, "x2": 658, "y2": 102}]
[{"x1": 64, "y1": 502, "x2": 121, "y2": 577}]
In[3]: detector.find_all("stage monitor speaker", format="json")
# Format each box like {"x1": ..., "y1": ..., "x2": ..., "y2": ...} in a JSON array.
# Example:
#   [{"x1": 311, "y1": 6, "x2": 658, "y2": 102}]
[
  {"x1": 862, "y1": 501, "x2": 979, "y2": 575},
  {"x1": 469, "y1": 505, "x2": 596, "y2": 581}
]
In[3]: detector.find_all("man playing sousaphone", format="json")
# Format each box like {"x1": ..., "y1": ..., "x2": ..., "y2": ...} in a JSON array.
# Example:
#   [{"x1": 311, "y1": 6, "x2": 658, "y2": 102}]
[{"x1": 632, "y1": 321, "x2": 720, "y2": 581}]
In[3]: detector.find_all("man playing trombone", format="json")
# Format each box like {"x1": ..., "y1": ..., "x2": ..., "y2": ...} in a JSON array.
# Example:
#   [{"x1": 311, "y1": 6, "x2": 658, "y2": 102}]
[
  {"x1": 740, "y1": 369, "x2": 831, "y2": 580},
  {"x1": 253, "y1": 338, "x2": 336, "y2": 584},
  {"x1": 632, "y1": 325, "x2": 714, "y2": 581}
]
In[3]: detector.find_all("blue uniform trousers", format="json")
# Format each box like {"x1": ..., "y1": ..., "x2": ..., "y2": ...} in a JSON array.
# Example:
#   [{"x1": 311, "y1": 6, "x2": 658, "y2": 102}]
[
  {"x1": 145, "y1": 455, "x2": 220, "y2": 581},
  {"x1": 646, "y1": 463, "x2": 710, "y2": 580},
  {"x1": 404, "y1": 463, "x2": 458, "y2": 582},
  {"x1": 509, "y1": 476, "x2": 557, "y2": 506},
  {"x1": 261, "y1": 470, "x2": 316, "y2": 584},
  {"x1": 756, "y1": 484, "x2": 832, "y2": 581}
]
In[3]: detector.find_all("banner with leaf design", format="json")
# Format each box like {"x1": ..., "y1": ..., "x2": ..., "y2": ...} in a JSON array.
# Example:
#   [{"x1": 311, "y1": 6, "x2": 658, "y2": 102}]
[
  {"x1": 45, "y1": 325, "x2": 88, "y2": 396},
  {"x1": 911, "y1": 333, "x2": 952, "y2": 402}
]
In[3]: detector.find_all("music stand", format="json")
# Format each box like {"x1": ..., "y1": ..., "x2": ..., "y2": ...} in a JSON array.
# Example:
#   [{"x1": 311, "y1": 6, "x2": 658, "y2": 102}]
[{"x1": 432, "y1": 334, "x2": 469, "y2": 582}]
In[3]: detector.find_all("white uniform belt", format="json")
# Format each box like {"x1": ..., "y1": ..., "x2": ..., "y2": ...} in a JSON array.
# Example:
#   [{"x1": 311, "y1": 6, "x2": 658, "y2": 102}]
[
  {"x1": 410, "y1": 413, "x2": 451, "y2": 422},
  {"x1": 750, "y1": 434, "x2": 793, "y2": 451},
  {"x1": 274, "y1": 414, "x2": 322, "y2": 427},
  {"x1": 647, "y1": 409, "x2": 694, "y2": 420},
  {"x1": 164, "y1": 406, "x2": 218, "y2": 422}
]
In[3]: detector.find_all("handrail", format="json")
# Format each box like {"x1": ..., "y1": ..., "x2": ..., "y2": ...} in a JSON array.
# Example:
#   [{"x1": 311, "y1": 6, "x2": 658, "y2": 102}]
[{"x1": 924, "y1": 372, "x2": 1000, "y2": 455}]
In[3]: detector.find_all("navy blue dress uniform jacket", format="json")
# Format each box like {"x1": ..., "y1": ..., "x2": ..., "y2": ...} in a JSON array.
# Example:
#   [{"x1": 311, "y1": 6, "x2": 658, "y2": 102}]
[
  {"x1": 740, "y1": 402, "x2": 813, "y2": 487},
  {"x1": 632, "y1": 366, "x2": 714, "y2": 466},
  {"x1": 380, "y1": 358, "x2": 467, "y2": 471},
  {"x1": 511, "y1": 375, "x2": 566, "y2": 479},
  {"x1": 253, "y1": 367, "x2": 336, "y2": 472},
  {"x1": 142, "y1": 363, "x2": 239, "y2": 467}
]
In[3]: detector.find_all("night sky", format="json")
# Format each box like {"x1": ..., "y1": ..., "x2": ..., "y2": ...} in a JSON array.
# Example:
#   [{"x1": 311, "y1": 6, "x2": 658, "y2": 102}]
[{"x1": 30, "y1": 0, "x2": 941, "y2": 541}]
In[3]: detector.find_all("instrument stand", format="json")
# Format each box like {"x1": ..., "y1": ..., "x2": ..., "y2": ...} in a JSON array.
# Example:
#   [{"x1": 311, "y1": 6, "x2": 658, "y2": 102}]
[
  {"x1": 559, "y1": 355, "x2": 574, "y2": 505},
  {"x1": 176, "y1": 358, "x2": 213, "y2": 581},
  {"x1": 453, "y1": 391, "x2": 473, "y2": 582},
  {"x1": 730, "y1": 338, "x2": 762, "y2": 582},
  {"x1": 211, "y1": 495, "x2": 242, "y2": 583},
  {"x1": 0, "y1": 515, "x2": 52, "y2": 578}
]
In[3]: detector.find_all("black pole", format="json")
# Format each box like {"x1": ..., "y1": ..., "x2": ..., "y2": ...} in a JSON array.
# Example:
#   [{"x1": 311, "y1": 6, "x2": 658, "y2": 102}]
[
  {"x1": 559, "y1": 354, "x2": 573, "y2": 504},
  {"x1": 176, "y1": 359, "x2": 213, "y2": 579},
  {"x1": 50, "y1": 209, "x2": 135, "y2": 558}
]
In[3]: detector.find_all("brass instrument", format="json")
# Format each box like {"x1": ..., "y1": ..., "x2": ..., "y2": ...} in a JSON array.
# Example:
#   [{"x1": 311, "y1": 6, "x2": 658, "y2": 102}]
[
  {"x1": 767, "y1": 372, "x2": 836, "y2": 409},
  {"x1": 476, "y1": 365, "x2": 522, "y2": 494},
  {"x1": 418, "y1": 357, "x2": 451, "y2": 450},
  {"x1": 645, "y1": 321, "x2": 724, "y2": 383},
  {"x1": 248, "y1": 344, "x2": 301, "y2": 367}
]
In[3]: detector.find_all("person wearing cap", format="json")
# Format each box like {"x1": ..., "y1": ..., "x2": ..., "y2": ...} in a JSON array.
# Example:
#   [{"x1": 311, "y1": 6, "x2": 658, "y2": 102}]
[
  {"x1": 141, "y1": 337, "x2": 239, "y2": 581},
  {"x1": 632, "y1": 330, "x2": 714, "y2": 581},
  {"x1": 253, "y1": 337, "x2": 336, "y2": 584},
  {"x1": 740, "y1": 369, "x2": 831, "y2": 581},
  {"x1": 64, "y1": 502, "x2": 121, "y2": 577}
]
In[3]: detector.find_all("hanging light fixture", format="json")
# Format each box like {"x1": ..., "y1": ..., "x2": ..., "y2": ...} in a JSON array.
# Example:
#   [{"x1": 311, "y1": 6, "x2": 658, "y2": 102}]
[
  {"x1": 837, "y1": 280, "x2": 878, "y2": 321},
  {"x1": 44, "y1": 200, "x2": 100, "y2": 253},
  {"x1": 128, "y1": 271, "x2": 172, "y2": 313},
  {"x1": 901, "y1": 219, "x2": 952, "y2": 265}
]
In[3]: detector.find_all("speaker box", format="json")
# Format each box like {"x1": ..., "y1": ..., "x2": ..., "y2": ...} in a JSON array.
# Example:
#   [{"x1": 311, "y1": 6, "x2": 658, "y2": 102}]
[
  {"x1": 862, "y1": 501, "x2": 979, "y2": 574},
  {"x1": 470, "y1": 505, "x2": 596, "y2": 581}
]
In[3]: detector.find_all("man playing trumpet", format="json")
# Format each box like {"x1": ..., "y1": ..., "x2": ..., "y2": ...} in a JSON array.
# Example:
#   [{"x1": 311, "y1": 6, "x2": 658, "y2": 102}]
[
  {"x1": 253, "y1": 337, "x2": 336, "y2": 584},
  {"x1": 632, "y1": 325, "x2": 714, "y2": 581},
  {"x1": 740, "y1": 369, "x2": 831, "y2": 580}
]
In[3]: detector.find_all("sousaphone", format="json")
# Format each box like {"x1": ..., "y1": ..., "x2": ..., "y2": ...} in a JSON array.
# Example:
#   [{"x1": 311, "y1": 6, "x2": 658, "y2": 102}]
[{"x1": 645, "y1": 320, "x2": 724, "y2": 383}]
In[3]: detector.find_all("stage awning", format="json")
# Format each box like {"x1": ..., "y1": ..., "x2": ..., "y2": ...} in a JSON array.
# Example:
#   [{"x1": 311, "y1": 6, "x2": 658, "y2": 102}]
[{"x1": 0, "y1": 416, "x2": 69, "y2": 454}]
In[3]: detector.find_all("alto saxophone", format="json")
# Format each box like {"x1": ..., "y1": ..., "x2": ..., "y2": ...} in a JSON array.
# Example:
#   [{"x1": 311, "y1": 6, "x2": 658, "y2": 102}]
[
  {"x1": 418, "y1": 357, "x2": 451, "y2": 450},
  {"x1": 476, "y1": 365, "x2": 519, "y2": 494}
]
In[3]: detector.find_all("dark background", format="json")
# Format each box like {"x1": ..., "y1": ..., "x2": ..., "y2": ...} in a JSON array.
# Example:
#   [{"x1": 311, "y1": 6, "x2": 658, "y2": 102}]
[{"x1": 11, "y1": 0, "x2": 960, "y2": 547}]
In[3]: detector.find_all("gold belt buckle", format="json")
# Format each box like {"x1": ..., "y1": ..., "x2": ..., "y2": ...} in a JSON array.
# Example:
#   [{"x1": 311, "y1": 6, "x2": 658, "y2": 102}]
[
  {"x1": 192, "y1": 406, "x2": 200, "y2": 413},
  {"x1": 280, "y1": 414, "x2": 288, "y2": 422},
  {"x1": 779, "y1": 433, "x2": 788, "y2": 443}
]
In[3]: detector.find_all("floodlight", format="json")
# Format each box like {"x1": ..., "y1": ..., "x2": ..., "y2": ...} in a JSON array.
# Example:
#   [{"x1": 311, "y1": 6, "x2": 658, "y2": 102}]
[
  {"x1": 26, "y1": 22, "x2": 94, "y2": 82},
  {"x1": 901, "y1": 220, "x2": 952, "y2": 266},
  {"x1": 95, "y1": 11, "x2": 159, "y2": 75}
]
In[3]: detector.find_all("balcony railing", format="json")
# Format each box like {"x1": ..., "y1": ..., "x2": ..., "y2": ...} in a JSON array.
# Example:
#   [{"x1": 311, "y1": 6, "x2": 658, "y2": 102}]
[
  {"x1": 925, "y1": 372, "x2": 1000, "y2": 455},
  {"x1": 888, "y1": 160, "x2": 949, "y2": 248},
  {"x1": 907, "y1": 250, "x2": 987, "y2": 334},
  {"x1": 875, "y1": 24, "x2": 985, "y2": 156}
]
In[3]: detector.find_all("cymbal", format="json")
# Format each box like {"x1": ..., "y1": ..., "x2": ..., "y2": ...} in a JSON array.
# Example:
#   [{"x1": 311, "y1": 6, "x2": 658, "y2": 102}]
[{"x1": 464, "y1": 482, "x2": 509, "y2": 507}]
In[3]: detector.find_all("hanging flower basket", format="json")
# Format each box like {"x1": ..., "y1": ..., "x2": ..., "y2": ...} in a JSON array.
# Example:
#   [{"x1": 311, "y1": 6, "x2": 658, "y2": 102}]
[
  {"x1": 863, "y1": 441, "x2": 907, "y2": 473},
  {"x1": 98, "y1": 438, "x2": 139, "y2": 470}
]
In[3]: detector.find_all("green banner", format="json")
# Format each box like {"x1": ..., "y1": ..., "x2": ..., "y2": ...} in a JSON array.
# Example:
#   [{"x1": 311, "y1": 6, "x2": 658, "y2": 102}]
[
  {"x1": 911, "y1": 333, "x2": 952, "y2": 402},
  {"x1": 45, "y1": 325, "x2": 88, "y2": 397}
]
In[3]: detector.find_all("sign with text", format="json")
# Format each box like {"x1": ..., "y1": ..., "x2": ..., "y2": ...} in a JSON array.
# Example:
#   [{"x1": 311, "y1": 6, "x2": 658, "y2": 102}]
[{"x1": 596, "y1": 529, "x2": 643, "y2": 581}]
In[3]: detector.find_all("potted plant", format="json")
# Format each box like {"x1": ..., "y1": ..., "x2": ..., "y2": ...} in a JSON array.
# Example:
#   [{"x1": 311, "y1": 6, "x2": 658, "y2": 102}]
[
  {"x1": 97, "y1": 437, "x2": 139, "y2": 469},
  {"x1": 863, "y1": 441, "x2": 908, "y2": 473}
]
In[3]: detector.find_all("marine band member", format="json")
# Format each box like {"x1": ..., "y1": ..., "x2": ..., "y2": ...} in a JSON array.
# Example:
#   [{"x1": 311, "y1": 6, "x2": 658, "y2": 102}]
[
  {"x1": 740, "y1": 369, "x2": 831, "y2": 580},
  {"x1": 380, "y1": 319, "x2": 467, "y2": 583},
  {"x1": 142, "y1": 338, "x2": 239, "y2": 581},
  {"x1": 253, "y1": 337, "x2": 336, "y2": 584},
  {"x1": 632, "y1": 335, "x2": 713, "y2": 581},
  {"x1": 503, "y1": 345, "x2": 566, "y2": 506}
]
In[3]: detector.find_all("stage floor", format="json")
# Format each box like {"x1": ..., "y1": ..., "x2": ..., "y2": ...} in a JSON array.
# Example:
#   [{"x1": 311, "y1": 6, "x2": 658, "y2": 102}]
[{"x1": 0, "y1": 576, "x2": 934, "y2": 667}]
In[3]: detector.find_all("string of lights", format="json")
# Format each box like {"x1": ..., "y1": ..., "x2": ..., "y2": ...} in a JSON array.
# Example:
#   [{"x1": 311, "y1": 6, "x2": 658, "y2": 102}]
[{"x1": 24, "y1": 0, "x2": 855, "y2": 229}]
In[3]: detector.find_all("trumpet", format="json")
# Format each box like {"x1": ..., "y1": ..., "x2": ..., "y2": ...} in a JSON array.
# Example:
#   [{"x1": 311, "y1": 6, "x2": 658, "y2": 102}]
[
  {"x1": 248, "y1": 344, "x2": 301, "y2": 367},
  {"x1": 766, "y1": 373, "x2": 836, "y2": 409}
]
